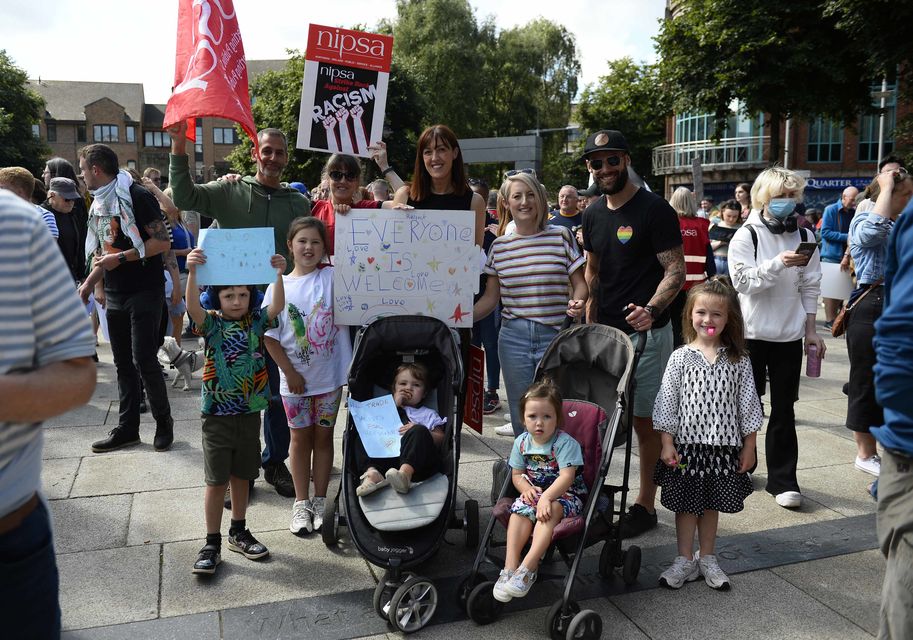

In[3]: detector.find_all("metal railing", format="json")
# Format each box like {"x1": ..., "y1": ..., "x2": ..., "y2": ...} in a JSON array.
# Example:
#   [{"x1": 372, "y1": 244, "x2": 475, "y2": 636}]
[{"x1": 652, "y1": 136, "x2": 770, "y2": 175}]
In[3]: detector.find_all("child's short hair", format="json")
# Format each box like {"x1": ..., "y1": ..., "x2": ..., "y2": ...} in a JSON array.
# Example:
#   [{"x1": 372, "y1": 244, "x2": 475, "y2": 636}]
[
  {"x1": 519, "y1": 380, "x2": 564, "y2": 427},
  {"x1": 206, "y1": 284, "x2": 260, "y2": 313},
  {"x1": 681, "y1": 276, "x2": 746, "y2": 362},
  {"x1": 392, "y1": 362, "x2": 430, "y2": 389}
]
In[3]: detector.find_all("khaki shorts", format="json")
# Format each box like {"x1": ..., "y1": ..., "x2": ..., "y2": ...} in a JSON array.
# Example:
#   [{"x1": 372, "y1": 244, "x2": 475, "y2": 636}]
[
  {"x1": 877, "y1": 448, "x2": 913, "y2": 639},
  {"x1": 201, "y1": 413, "x2": 262, "y2": 485},
  {"x1": 628, "y1": 323, "x2": 673, "y2": 419}
]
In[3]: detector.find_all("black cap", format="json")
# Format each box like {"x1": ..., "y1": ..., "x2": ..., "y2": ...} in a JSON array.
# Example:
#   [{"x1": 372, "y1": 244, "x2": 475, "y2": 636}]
[
  {"x1": 580, "y1": 129, "x2": 629, "y2": 160},
  {"x1": 577, "y1": 183, "x2": 601, "y2": 198},
  {"x1": 49, "y1": 177, "x2": 81, "y2": 200}
]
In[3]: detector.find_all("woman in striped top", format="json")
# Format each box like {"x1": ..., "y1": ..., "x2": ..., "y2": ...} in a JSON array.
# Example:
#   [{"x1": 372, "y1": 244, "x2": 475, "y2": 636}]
[{"x1": 473, "y1": 172, "x2": 588, "y2": 436}]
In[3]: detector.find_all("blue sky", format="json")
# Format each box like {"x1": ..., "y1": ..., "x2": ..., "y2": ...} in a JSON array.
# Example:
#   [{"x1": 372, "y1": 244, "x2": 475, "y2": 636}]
[{"x1": 2, "y1": 0, "x2": 665, "y2": 103}]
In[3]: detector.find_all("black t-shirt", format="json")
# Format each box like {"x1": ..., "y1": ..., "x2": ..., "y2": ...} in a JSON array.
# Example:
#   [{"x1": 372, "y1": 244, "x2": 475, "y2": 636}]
[
  {"x1": 103, "y1": 183, "x2": 165, "y2": 294},
  {"x1": 582, "y1": 189, "x2": 682, "y2": 331}
]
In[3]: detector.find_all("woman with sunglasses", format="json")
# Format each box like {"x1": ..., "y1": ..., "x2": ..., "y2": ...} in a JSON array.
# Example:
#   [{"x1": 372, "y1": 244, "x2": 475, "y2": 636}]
[
  {"x1": 392, "y1": 125, "x2": 487, "y2": 247},
  {"x1": 312, "y1": 144, "x2": 405, "y2": 257}
]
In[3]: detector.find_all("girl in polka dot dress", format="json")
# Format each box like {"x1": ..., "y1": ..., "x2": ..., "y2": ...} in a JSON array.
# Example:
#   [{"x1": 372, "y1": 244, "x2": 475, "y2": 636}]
[{"x1": 652, "y1": 278, "x2": 763, "y2": 590}]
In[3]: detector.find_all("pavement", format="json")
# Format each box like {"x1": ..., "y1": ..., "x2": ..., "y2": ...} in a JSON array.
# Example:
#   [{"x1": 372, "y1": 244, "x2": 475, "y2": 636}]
[{"x1": 44, "y1": 315, "x2": 884, "y2": 640}]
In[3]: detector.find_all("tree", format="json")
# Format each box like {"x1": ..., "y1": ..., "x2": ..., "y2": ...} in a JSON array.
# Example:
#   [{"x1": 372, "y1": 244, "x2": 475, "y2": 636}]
[
  {"x1": 656, "y1": 0, "x2": 875, "y2": 163},
  {"x1": 0, "y1": 50, "x2": 50, "y2": 174},
  {"x1": 576, "y1": 58, "x2": 670, "y2": 185}
]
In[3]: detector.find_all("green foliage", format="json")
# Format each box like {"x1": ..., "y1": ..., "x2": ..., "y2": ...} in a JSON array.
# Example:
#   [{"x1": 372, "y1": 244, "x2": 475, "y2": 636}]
[
  {"x1": 576, "y1": 58, "x2": 670, "y2": 185},
  {"x1": 655, "y1": 0, "x2": 874, "y2": 162},
  {"x1": 0, "y1": 50, "x2": 50, "y2": 174}
]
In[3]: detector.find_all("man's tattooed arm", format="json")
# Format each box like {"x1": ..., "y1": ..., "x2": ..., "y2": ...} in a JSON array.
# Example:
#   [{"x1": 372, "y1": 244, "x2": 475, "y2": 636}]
[{"x1": 647, "y1": 246, "x2": 686, "y2": 312}]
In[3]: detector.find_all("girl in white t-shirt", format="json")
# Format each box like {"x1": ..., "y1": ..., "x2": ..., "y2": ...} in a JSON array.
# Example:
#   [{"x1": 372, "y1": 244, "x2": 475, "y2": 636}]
[{"x1": 264, "y1": 217, "x2": 352, "y2": 535}]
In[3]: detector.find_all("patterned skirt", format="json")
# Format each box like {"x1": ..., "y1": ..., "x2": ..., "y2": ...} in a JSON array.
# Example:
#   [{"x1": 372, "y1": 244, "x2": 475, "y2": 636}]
[
  {"x1": 653, "y1": 442, "x2": 753, "y2": 516},
  {"x1": 510, "y1": 491, "x2": 584, "y2": 523}
]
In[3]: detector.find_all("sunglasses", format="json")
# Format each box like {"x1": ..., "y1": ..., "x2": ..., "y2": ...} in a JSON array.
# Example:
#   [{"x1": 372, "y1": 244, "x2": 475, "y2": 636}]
[
  {"x1": 505, "y1": 168, "x2": 537, "y2": 178},
  {"x1": 587, "y1": 156, "x2": 622, "y2": 170},
  {"x1": 328, "y1": 170, "x2": 358, "y2": 182}
]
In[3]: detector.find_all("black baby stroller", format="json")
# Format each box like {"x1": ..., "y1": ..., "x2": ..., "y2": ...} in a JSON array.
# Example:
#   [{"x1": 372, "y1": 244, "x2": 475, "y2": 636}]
[
  {"x1": 459, "y1": 324, "x2": 646, "y2": 640},
  {"x1": 321, "y1": 315, "x2": 480, "y2": 633}
]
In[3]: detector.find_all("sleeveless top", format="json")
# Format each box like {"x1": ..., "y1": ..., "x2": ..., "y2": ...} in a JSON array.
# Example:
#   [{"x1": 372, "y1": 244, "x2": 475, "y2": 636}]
[{"x1": 407, "y1": 190, "x2": 474, "y2": 211}]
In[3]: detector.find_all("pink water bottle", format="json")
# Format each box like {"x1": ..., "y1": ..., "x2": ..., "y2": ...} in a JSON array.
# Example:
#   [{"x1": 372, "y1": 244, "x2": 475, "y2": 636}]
[{"x1": 806, "y1": 344, "x2": 821, "y2": 378}]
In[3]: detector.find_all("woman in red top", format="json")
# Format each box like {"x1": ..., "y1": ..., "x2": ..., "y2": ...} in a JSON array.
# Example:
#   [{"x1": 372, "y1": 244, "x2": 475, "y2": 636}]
[
  {"x1": 312, "y1": 143, "x2": 405, "y2": 256},
  {"x1": 668, "y1": 187, "x2": 711, "y2": 346}
]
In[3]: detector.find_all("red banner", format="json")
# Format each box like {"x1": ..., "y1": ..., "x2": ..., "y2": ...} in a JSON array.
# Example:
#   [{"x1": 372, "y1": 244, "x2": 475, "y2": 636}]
[
  {"x1": 164, "y1": 0, "x2": 257, "y2": 150},
  {"x1": 463, "y1": 344, "x2": 485, "y2": 434}
]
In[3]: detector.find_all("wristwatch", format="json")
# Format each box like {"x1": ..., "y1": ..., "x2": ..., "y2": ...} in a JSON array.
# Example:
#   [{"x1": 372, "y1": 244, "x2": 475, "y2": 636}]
[
  {"x1": 117, "y1": 252, "x2": 127, "y2": 264},
  {"x1": 643, "y1": 304, "x2": 659, "y2": 320}
]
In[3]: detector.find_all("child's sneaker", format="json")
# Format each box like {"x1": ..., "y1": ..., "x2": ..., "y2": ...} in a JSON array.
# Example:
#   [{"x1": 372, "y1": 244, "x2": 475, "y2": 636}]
[
  {"x1": 191, "y1": 544, "x2": 221, "y2": 575},
  {"x1": 698, "y1": 554, "x2": 731, "y2": 590},
  {"x1": 503, "y1": 565, "x2": 537, "y2": 598},
  {"x1": 492, "y1": 568, "x2": 514, "y2": 602},
  {"x1": 483, "y1": 391, "x2": 501, "y2": 415},
  {"x1": 290, "y1": 499, "x2": 313, "y2": 534},
  {"x1": 658, "y1": 555, "x2": 699, "y2": 589},
  {"x1": 311, "y1": 496, "x2": 325, "y2": 531},
  {"x1": 227, "y1": 529, "x2": 269, "y2": 560}
]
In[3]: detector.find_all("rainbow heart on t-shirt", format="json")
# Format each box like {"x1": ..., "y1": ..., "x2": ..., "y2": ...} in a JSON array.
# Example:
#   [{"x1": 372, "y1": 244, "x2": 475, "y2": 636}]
[{"x1": 617, "y1": 226, "x2": 634, "y2": 244}]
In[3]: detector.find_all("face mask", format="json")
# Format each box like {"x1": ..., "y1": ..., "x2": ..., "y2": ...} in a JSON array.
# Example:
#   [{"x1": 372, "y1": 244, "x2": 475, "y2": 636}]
[{"x1": 767, "y1": 198, "x2": 797, "y2": 219}]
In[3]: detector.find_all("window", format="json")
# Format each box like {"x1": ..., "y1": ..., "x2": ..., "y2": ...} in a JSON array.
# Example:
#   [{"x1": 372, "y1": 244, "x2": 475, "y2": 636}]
[
  {"x1": 77, "y1": 125, "x2": 86, "y2": 142},
  {"x1": 859, "y1": 81, "x2": 896, "y2": 162},
  {"x1": 32, "y1": 124, "x2": 40, "y2": 139},
  {"x1": 213, "y1": 127, "x2": 237, "y2": 145},
  {"x1": 47, "y1": 123, "x2": 57, "y2": 142},
  {"x1": 126, "y1": 125, "x2": 136, "y2": 143},
  {"x1": 807, "y1": 118, "x2": 843, "y2": 163},
  {"x1": 195, "y1": 124, "x2": 204, "y2": 163},
  {"x1": 144, "y1": 131, "x2": 171, "y2": 147},
  {"x1": 93, "y1": 124, "x2": 118, "y2": 142},
  {"x1": 126, "y1": 160, "x2": 137, "y2": 170}
]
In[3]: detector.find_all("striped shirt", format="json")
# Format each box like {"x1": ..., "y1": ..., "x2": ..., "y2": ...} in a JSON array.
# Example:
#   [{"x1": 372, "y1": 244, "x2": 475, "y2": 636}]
[
  {"x1": 484, "y1": 226, "x2": 584, "y2": 328},
  {"x1": 0, "y1": 191, "x2": 95, "y2": 514},
  {"x1": 36, "y1": 204, "x2": 59, "y2": 239}
]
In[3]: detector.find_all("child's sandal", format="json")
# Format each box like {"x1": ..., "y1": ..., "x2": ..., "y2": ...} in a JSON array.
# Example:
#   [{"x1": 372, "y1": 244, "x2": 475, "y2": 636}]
[{"x1": 356, "y1": 471, "x2": 388, "y2": 497}]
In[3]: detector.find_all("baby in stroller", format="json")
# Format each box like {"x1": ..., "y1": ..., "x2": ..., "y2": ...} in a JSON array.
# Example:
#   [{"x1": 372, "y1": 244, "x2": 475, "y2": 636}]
[
  {"x1": 354, "y1": 362, "x2": 447, "y2": 497},
  {"x1": 494, "y1": 380, "x2": 587, "y2": 602}
]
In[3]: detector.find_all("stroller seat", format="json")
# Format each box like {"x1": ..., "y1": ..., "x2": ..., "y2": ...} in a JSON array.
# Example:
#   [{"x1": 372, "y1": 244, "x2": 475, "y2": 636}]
[
  {"x1": 492, "y1": 400, "x2": 606, "y2": 543},
  {"x1": 358, "y1": 473, "x2": 449, "y2": 532}
]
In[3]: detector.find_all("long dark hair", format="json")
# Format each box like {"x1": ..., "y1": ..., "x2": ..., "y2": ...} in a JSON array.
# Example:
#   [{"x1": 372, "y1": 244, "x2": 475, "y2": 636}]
[
  {"x1": 681, "y1": 276, "x2": 746, "y2": 362},
  {"x1": 409, "y1": 124, "x2": 469, "y2": 203},
  {"x1": 45, "y1": 157, "x2": 80, "y2": 184},
  {"x1": 286, "y1": 216, "x2": 330, "y2": 265}
]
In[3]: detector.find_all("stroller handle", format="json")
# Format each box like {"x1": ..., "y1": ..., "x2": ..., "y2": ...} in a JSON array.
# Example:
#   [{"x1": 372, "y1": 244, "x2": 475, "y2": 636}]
[{"x1": 633, "y1": 330, "x2": 648, "y2": 356}]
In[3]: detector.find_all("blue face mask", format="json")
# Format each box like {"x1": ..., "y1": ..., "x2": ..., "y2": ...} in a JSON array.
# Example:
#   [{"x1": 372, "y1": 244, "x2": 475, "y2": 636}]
[{"x1": 767, "y1": 198, "x2": 797, "y2": 219}]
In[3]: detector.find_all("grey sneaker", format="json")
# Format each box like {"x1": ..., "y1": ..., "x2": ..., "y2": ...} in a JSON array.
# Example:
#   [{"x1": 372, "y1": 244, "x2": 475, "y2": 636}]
[
  {"x1": 492, "y1": 568, "x2": 514, "y2": 602},
  {"x1": 503, "y1": 565, "x2": 537, "y2": 598},
  {"x1": 227, "y1": 529, "x2": 269, "y2": 560},
  {"x1": 659, "y1": 555, "x2": 700, "y2": 589},
  {"x1": 698, "y1": 554, "x2": 731, "y2": 590},
  {"x1": 311, "y1": 496, "x2": 325, "y2": 531},
  {"x1": 290, "y1": 499, "x2": 313, "y2": 534}
]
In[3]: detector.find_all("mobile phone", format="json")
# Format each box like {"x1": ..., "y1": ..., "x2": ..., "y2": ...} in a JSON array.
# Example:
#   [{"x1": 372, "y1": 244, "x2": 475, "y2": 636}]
[{"x1": 796, "y1": 241, "x2": 818, "y2": 257}]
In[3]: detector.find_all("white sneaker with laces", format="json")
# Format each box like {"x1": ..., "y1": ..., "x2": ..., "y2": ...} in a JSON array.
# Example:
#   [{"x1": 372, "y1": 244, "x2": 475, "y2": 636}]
[
  {"x1": 775, "y1": 491, "x2": 802, "y2": 509},
  {"x1": 698, "y1": 554, "x2": 731, "y2": 590},
  {"x1": 492, "y1": 568, "x2": 514, "y2": 602},
  {"x1": 659, "y1": 555, "x2": 700, "y2": 589},
  {"x1": 290, "y1": 499, "x2": 313, "y2": 534},
  {"x1": 495, "y1": 423, "x2": 515, "y2": 437},
  {"x1": 311, "y1": 496, "x2": 325, "y2": 531},
  {"x1": 854, "y1": 455, "x2": 881, "y2": 477}
]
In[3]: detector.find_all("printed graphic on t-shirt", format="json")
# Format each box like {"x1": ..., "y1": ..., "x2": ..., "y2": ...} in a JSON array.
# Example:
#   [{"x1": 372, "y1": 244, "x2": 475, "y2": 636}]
[
  {"x1": 616, "y1": 225, "x2": 634, "y2": 244},
  {"x1": 288, "y1": 300, "x2": 340, "y2": 367}
]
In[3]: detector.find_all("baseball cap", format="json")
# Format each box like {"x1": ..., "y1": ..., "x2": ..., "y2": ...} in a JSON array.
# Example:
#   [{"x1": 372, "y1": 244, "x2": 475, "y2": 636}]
[
  {"x1": 288, "y1": 181, "x2": 309, "y2": 197},
  {"x1": 49, "y1": 177, "x2": 81, "y2": 200},
  {"x1": 580, "y1": 130, "x2": 629, "y2": 160}
]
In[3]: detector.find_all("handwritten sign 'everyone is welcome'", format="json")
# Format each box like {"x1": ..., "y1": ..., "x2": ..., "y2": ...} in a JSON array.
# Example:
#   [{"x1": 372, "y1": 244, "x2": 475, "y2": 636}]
[{"x1": 334, "y1": 209, "x2": 479, "y2": 328}]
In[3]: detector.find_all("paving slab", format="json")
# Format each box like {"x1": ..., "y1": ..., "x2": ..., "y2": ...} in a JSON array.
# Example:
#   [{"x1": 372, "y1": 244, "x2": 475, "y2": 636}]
[
  {"x1": 43, "y1": 457, "x2": 80, "y2": 499},
  {"x1": 159, "y1": 530, "x2": 375, "y2": 618},
  {"x1": 71, "y1": 449, "x2": 205, "y2": 497},
  {"x1": 797, "y1": 463, "x2": 878, "y2": 517},
  {"x1": 44, "y1": 399, "x2": 113, "y2": 429},
  {"x1": 771, "y1": 549, "x2": 884, "y2": 637},
  {"x1": 49, "y1": 494, "x2": 132, "y2": 553},
  {"x1": 61, "y1": 612, "x2": 219, "y2": 640},
  {"x1": 58, "y1": 544, "x2": 161, "y2": 631},
  {"x1": 715, "y1": 478, "x2": 843, "y2": 536}
]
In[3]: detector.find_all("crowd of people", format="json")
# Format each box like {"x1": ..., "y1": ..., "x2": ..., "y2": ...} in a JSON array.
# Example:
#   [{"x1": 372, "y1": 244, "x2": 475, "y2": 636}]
[{"x1": 1, "y1": 119, "x2": 912, "y2": 638}]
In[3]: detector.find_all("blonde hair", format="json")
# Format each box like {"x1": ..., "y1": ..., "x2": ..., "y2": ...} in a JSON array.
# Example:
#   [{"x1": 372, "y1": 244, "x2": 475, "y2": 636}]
[
  {"x1": 496, "y1": 172, "x2": 549, "y2": 233},
  {"x1": 669, "y1": 187, "x2": 696, "y2": 218},
  {"x1": 750, "y1": 167, "x2": 806, "y2": 210}
]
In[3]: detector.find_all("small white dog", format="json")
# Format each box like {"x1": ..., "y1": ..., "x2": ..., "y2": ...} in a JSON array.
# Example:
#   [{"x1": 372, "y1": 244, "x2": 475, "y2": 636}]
[{"x1": 157, "y1": 336, "x2": 204, "y2": 391}]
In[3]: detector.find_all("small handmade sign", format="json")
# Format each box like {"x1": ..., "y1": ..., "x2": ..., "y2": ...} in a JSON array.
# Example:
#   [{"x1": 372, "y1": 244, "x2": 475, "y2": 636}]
[
  {"x1": 195, "y1": 227, "x2": 276, "y2": 285},
  {"x1": 348, "y1": 394, "x2": 402, "y2": 458},
  {"x1": 333, "y1": 209, "x2": 479, "y2": 328}
]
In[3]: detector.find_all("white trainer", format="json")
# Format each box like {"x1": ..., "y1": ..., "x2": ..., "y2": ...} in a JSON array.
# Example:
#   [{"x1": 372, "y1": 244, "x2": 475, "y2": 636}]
[
  {"x1": 698, "y1": 554, "x2": 731, "y2": 590},
  {"x1": 775, "y1": 491, "x2": 802, "y2": 509},
  {"x1": 290, "y1": 499, "x2": 313, "y2": 534},
  {"x1": 310, "y1": 496, "x2": 325, "y2": 531},
  {"x1": 854, "y1": 455, "x2": 881, "y2": 477},
  {"x1": 659, "y1": 555, "x2": 700, "y2": 589},
  {"x1": 495, "y1": 423, "x2": 515, "y2": 437}
]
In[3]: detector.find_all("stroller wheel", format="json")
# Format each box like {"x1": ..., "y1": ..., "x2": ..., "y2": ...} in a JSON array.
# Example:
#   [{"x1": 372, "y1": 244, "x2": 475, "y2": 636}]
[
  {"x1": 597, "y1": 541, "x2": 620, "y2": 578},
  {"x1": 387, "y1": 576, "x2": 438, "y2": 633},
  {"x1": 321, "y1": 497, "x2": 340, "y2": 546},
  {"x1": 546, "y1": 598, "x2": 580, "y2": 640},
  {"x1": 463, "y1": 499, "x2": 480, "y2": 548},
  {"x1": 567, "y1": 609, "x2": 603, "y2": 640},
  {"x1": 466, "y1": 581, "x2": 504, "y2": 625},
  {"x1": 373, "y1": 571, "x2": 415, "y2": 618},
  {"x1": 456, "y1": 573, "x2": 488, "y2": 611},
  {"x1": 622, "y1": 545, "x2": 641, "y2": 586}
]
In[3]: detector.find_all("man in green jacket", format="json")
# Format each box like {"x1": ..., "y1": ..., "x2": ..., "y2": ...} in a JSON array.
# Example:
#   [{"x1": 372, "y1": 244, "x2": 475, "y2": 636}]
[{"x1": 168, "y1": 121, "x2": 309, "y2": 498}]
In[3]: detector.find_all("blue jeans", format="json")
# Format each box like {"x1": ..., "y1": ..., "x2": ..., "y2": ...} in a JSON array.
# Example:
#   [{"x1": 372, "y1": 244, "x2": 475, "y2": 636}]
[
  {"x1": 498, "y1": 318, "x2": 559, "y2": 436},
  {"x1": 0, "y1": 499, "x2": 60, "y2": 638},
  {"x1": 261, "y1": 349, "x2": 290, "y2": 467},
  {"x1": 472, "y1": 307, "x2": 501, "y2": 391},
  {"x1": 714, "y1": 256, "x2": 729, "y2": 278}
]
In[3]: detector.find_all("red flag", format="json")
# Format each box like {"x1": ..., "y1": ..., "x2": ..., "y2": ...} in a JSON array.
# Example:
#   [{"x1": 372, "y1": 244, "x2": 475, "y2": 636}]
[{"x1": 164, "y1": 0, "x2": 257, "y2": 152}]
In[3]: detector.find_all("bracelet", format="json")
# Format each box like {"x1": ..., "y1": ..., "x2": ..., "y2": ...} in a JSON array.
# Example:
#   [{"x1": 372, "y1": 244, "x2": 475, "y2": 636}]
[{"x1": 381, "y1": 166, "x2": 395, "y2": 176}]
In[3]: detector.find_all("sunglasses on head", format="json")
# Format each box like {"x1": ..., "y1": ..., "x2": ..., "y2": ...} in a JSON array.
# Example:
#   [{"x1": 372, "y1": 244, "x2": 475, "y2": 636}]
[
  {"x1": 328, "y1": 170, "x2": 357, "y2": 182},
  {"x1": 587, "y1": 156, "x2": 622, "y2": 170},
  {"x1": 505, "y1": 168, "x2": 537, "y2": 178}
]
